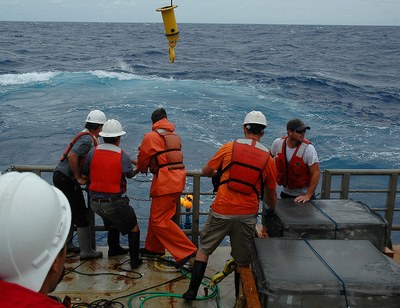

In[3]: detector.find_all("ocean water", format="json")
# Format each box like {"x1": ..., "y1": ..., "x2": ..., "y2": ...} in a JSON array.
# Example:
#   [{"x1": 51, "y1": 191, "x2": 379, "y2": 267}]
[{"x1": 1, "y1": 22, "x2": 399, "y2": 243}]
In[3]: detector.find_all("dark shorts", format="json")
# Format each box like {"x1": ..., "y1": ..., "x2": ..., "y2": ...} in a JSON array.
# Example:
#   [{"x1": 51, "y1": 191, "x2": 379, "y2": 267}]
[{"x1": 90, "y1": 196, "x2": 138, "y2": 235}]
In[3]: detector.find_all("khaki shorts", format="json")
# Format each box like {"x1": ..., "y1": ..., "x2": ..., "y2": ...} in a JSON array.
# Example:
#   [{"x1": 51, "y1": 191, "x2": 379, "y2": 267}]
[{"x1": 199, "y1": 211, "x2": 257, "y2": 267}]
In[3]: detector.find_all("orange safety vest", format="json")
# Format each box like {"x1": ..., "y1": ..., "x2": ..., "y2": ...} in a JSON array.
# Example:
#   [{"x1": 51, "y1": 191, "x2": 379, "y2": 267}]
[
  {"x1": 219, "y1": 139, "x2": 270, "y2": 197},
  {"x1": 88, "y1": 144, "x2": 125, "y2": 194},
  {"x1": 60, "y1": 131, "x2": 98, "y2": 171},
  {"x1": 149, "y1": 129, "x2": 185, "y2": 174},
  {"x1": 275, "y1": 136, "x2": 311, "y2": 189}
]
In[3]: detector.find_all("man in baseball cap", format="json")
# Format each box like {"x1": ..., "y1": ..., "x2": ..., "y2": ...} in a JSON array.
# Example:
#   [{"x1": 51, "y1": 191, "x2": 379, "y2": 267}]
[{"x1": 271, "y1": 118, "x2": 320, "y2": 203}]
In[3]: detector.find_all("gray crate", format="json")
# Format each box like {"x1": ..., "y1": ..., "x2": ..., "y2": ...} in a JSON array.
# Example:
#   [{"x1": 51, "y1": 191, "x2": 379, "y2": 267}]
[
  {"x1": 267, "y1": 199, "x2": 387, "y2": 251},
  {"x1": 251, "y1": 238, "x2": 400, "y2": 308}
]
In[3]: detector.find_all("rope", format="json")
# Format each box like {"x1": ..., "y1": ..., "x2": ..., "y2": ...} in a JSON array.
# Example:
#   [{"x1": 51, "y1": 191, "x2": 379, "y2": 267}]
[
  {"x1": 309, "y1": 200, "x2": 339, "y2": 238},
  {"x1": 129, "y1": 177, "x2": 152, "y2": 183},
  {"x1": 303, "y1": 239, "x2": 350, "y2": 308},
  {"x1": 127, "y1": 195, "x2": 151, "y2": 202},
  {"x1": 1, "y1": 167, "x2": 11, "y2": 174}
]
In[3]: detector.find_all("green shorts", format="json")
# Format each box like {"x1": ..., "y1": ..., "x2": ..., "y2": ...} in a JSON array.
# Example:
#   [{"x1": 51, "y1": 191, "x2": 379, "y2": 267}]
[{"x1": 199, "y1": 211, "x2": 257, "y2": 267}]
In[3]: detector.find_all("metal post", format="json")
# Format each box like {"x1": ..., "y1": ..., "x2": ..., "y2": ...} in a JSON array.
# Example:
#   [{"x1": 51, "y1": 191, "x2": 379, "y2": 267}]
[
  {"x1": 191, "y1": 173, "x2": 201, "y2": 247},
  {"x1": 340, "y1": 173, "x2": 350, "y2": 199},
  {"x1": 320, "y1": 170, "x2": 332, "y2": 199},
  {"x1": 385, "y1": 174, "x2": 398, "y2": 248}
]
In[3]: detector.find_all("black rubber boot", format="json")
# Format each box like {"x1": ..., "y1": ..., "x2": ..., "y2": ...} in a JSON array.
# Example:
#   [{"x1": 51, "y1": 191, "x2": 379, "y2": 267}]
[
  {"x1": 128, "y1": 231, "x2": 142, "y2": 269},
  {"x1": 182, "y1": 260, "x2": 207, "y2": 300},
  {"x1": 66, "y1": 225, "x2": 80, "y2": 254},
  {"x1": 108, "y1": 228, "x2": 128, "y2": 256},
  {"x1": 234, "y1": 271, "x2": 240, "y2": 298}
]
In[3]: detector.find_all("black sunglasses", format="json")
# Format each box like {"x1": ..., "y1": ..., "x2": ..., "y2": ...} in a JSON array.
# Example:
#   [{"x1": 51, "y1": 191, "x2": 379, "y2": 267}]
[{"x1": 295, "y1": 129, "x2": 306, "y2": 134}]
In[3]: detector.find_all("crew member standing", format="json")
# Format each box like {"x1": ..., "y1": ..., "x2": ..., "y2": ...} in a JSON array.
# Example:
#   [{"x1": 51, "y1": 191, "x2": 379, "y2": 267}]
[
  {"x1": 135, "y1": 108, "x2": 197, "y2": 268},
  {"x1": 270, "y1": 118, "x2": 320, "y2": 202},
  {"x1": 84, "y1": 119, "x2": 142, "y2": 269},
  {"x1": 53, "y1": 110, "x2": 105, "y2": 260},
  {"x1": 183, "y1": 110, "x2": 277, "y2": 300}
]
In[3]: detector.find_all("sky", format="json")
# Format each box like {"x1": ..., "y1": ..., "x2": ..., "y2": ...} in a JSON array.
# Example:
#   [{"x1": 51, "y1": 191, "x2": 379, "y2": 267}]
[{"x1": 0, "y1": 0, "x2": 399, "y2": 26}]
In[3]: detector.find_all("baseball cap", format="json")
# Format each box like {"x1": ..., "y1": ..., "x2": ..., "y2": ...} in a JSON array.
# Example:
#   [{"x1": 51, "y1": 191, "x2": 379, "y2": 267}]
[{"x1": 287, "y1": 118, "x2": 311, "y2": 131}]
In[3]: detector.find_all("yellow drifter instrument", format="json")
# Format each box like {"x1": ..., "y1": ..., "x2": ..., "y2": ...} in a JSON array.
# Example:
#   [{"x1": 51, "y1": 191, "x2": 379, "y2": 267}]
[
  {"x1": 180, "y1": 194, "x2": 193, "y2": 210},
  {"x1": 156, "y1": 5, "x2": 179, "y2": 63},
  {"x1": 206, "y1": 259, "x2": 237, "y2": 289}
]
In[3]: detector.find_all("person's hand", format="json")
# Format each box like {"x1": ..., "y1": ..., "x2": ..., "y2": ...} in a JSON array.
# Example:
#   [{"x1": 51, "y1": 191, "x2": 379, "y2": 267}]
[
  {"x1": 132, "y1": 168, "x2": 140, "y2": 177},
  {"x1": 131, "y1": 159, "x2": 137, "y2": 166},
  {"x1": 294, "y1": 195, "x2": 311, "y2": 203},
  {"x1": 76, "y1": 175, "x2": 88, "y2": 185}
]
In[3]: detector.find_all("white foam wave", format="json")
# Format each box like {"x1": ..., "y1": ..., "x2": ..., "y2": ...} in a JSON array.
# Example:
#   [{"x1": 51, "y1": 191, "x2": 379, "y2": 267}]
[
  {"x1": 0, "y1": 72, "x2": 59, "y2": 85},
  {"x1": 89, "y1": 70, "x2": 139, "y2": 80},
  {"x1": 89, "y1": 70, "x2": 170, "y2": 81}
]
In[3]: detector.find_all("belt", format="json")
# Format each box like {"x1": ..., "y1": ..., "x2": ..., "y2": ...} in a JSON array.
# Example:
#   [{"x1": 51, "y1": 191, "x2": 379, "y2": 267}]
[{"x1": 91, "y1": 197, "x2": 122, "y2": 203}]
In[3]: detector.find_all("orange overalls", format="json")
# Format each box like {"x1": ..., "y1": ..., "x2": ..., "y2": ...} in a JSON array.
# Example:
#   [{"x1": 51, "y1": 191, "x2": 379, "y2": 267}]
[{"x1": 137, "y1": 118, "x2": 197, "y2": 262}]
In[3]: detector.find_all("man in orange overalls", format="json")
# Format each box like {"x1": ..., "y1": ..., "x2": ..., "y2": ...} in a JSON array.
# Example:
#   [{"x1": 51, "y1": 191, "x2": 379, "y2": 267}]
[{"x1": 135, "y1": 108, "x2": 197, "y2": 268}]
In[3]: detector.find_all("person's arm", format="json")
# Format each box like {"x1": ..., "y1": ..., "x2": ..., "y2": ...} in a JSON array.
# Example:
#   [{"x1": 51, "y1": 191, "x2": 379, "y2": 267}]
[
  {"x1": 69, "y1": 135, "x2": 93, "y2": 185},
  {"x1": 261, "y1": 164, "x2": 277, "y2": 237},
  {"x1": 269, "y1": 142, "x2": 276, "y2": 158},
  {"x1": 294, "y1": 162, "x2": 320, "y2": 203},
  {"x1": 202, "y1": 143, "x2": 231, "y2": 178},
  {"x1": 67, "y1": 151, "x2": 87, "y2": 185},
  {"x1": 265, "y1": 186, "x2": 277, "y2": 211},
  {"x1": 137, "y1": 133, "x2": 158, "y2": 173},
  {"x1": 263, "y1": 156, "x2": 278, "y2": 212},
  {"x1": 122, "y1": 152, "x2": 134, "y2": 178},
  {"x1": 202, "y1": 164, "x2": 216, "y2": 177},
  {"x1": 82, "y1": 149, "x2": 93, "y2": 177}
]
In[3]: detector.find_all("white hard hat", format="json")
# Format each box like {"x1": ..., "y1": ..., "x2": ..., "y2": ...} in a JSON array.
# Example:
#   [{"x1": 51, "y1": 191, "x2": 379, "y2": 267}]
[
  {"x1": 99, "y1": 119, "x2": 126, "y2": 137},
  {"x1": 243, "y1": 110, "x2": 267, "y2": 127},
  {"x1": 86, "y1": 110, "x2": 106, "y2": 124},
  {"x1": 0, "y1": 172, "x2": 71, "y2": 292}
]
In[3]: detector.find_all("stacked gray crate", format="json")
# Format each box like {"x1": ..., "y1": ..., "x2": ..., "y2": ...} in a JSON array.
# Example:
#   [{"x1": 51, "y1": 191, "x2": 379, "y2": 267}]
[
  {"x1": 251, "y1": 238, "x2": 400, "y2": 308},
  {"x1": 268, "y1": 199, "x2": 387, "y2": 251}
]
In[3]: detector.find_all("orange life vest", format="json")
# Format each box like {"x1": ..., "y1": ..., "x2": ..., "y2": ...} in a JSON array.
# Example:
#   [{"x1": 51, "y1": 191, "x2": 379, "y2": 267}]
[
  {"x1": 149, "y1": 129, "x2": 185, "y2": 174},
  {"x1": 60, "y1": 131, "x2": 98, "y2": 171},
  {"x1": 275, "y1": 136, "x2": 311, "y2": 189},
  {"x1": 88, "y1": 144, "x2": 125, "y2": 194},
  {"x1": 219, "y1": 139, "x2": 270, "y2": 197}
]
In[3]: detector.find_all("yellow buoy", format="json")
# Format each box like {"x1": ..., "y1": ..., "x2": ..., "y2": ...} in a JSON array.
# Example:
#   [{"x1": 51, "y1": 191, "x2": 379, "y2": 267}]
[
  {"x1": 156, "y1": 5, "x2": 179, "y2": 63},
  {"x1": 180, "y1": 194, "x2": 193, "y2": 209}
]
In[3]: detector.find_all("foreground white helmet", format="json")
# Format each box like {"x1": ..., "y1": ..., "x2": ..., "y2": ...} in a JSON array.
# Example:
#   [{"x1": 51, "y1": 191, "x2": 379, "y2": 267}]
[
  {"x1": 99, "y1": 119, "x2": 126, "y2": 137},
  {"x1": 243, "y1": 110, "x2": 268, "y2": 127},
  {"x1": 86, "y1": 109, "x2": 106, "y2": 124},
  {"x1": 0, "y1": 172, "x2": 71, "y2": 292}
]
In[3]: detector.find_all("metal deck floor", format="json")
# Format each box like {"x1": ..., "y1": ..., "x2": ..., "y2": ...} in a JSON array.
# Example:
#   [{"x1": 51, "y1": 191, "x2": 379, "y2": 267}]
[{"x1": 50, "y1": 246, "x2": 236, "y2": 307}]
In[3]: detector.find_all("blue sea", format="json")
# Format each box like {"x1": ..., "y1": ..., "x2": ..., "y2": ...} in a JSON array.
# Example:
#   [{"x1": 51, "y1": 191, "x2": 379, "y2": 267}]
[{"x1": 1, "y1": 22, "x2": 399, "y2": 243}]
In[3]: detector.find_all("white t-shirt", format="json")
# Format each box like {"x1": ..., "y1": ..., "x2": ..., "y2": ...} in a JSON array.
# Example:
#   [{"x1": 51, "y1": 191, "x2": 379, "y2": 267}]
[{"x1": 271, "y1": 137, "x2": 319, "y2": 196}]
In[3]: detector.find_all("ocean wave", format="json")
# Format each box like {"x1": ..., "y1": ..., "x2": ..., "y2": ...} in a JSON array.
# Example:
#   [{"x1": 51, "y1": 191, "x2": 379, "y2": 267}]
[
  {"x1": 0, "y1": 71, "x2": 60, "y2": 85},
  {"x1": 89, "y1": 69, "x2": 170, "y2": 81}
]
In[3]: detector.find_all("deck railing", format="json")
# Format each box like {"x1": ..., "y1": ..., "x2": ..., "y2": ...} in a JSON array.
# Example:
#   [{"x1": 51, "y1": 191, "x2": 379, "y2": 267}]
[
  {"x1": 8, "y1": 165, "x2": 400, "y2": 247},
  {"x1": 320, "y1": 169, "x2": 400, "y2": 247}
]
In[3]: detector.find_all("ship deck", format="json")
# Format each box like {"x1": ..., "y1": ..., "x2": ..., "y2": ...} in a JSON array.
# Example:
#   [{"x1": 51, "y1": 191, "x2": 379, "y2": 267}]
[
  {"x1": 50, "y1": 244, "x2": 400, "y2": 307},
  {"x1": 51, "y1": 246, "x2": 236, "y2": 307}
]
